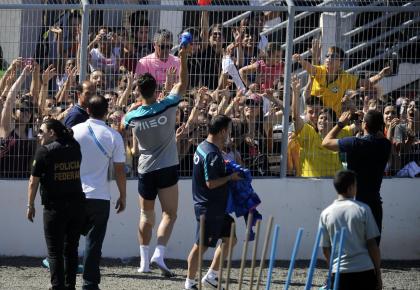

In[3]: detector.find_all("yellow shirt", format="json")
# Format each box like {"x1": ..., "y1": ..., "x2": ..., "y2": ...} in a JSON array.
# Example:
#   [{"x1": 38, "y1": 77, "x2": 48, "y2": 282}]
[
  {"x1": 297, "y1": 123, "x2": 352, "y2": 177},
  {"x1": 310, "y1": 65, "x2": 359, "y2": 115}
]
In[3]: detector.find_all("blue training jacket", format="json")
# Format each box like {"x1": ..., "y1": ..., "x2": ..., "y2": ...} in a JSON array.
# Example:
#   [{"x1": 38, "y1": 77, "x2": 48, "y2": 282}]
[{"x1": 225, "y1": 160, "x2": 262, "y2": 241}]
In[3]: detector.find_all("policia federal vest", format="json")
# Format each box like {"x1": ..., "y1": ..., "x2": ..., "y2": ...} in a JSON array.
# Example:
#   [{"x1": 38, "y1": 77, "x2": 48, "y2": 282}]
[{"x1": 33, "y1": 138, "x2": 85, "y2": 205}]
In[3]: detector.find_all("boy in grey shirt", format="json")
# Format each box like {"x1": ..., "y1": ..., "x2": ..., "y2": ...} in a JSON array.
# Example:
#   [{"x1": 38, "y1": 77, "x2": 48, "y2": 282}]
[{"x1": 319, "y1": 170, "x2": 382, "y2": 289}]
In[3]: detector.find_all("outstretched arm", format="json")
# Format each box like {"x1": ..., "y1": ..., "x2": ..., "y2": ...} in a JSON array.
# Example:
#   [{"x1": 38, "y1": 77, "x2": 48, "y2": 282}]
[
  {"x1": 293, "y1": 54, "x2": 317, "y2": 75},
  {"x1": 291, "y1": 75, "x2": 304, "y2": 134},
  {"x1": 170, "y1": 45, "x2": 189, "y2": 97},
  {"x1": 322, "y1": 111, "x2": 352, "y2": 151},
  {"x1": 0, "y1": 65, "x2": 31, "y2": 138}
]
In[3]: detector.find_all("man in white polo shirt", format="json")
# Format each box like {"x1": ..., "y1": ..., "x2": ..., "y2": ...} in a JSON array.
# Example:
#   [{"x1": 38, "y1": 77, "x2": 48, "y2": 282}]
[{"x1": 73, "y1": 95, "x2": 126, "y2": 290}]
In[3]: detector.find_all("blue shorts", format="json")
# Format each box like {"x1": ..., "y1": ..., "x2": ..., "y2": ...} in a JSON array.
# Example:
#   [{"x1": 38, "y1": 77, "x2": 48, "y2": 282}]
[
  {"x1": 138, "y1": 165, "x2": 179, "y2": 200},
  {"x1": 195, "y1": 214, "x2": 235, "y2": 248}
]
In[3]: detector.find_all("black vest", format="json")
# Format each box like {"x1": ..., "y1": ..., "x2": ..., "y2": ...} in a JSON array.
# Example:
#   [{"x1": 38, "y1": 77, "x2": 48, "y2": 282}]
[{"x1": 39, "y1": 138, "x2": 84, "y2": 204}]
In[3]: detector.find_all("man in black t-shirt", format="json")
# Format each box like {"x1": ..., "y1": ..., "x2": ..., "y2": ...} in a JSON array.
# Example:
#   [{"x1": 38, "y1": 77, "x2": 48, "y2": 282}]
[
  {"x1": 185, "y1": 115, "x2": 242, "y2": 290},
  {"x1": 64, "y1": 80, "x2": 95, "y2": 128},
  {"x1": 322, "y1": 110, "x2": 391, "y2": 245}
]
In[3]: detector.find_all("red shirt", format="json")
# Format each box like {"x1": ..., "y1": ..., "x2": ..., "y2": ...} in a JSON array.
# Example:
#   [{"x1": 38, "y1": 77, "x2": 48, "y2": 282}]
[{"x1": 256, "y1": 60, "x2": 284, "y2": 90}]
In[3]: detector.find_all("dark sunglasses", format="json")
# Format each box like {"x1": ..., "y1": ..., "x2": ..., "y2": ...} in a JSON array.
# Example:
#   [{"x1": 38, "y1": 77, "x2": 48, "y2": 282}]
[
  {"x1": 37, "y1": 129, "x2": 46, "y2": 135},
  {"x1": 212, "y1": 31, "x2": 222, "y2": 37},
  {"x1": 159, "y1": 44, "x2": 172, "y2": 50}
]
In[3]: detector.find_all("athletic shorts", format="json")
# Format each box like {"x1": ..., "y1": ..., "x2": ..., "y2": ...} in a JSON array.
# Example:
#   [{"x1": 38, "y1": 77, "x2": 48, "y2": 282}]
[
  {"x1": 138, "y1": 165, "x2": 179, "y2": 200},
  {"x1": 195, "y1": 214, "x2": 235, "y2": 248},
  {"x1": 331, "y1": 269, "x2": 377, "y2": 290}
]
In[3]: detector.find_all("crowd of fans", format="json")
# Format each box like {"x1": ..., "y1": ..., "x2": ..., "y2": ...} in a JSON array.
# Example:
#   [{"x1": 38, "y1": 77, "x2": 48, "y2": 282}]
[{"x1": 0, "y1": 9, "x2": 419, "y2": 179}]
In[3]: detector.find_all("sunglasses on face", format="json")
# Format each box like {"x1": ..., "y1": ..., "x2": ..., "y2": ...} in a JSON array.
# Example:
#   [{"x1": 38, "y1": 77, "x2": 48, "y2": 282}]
[{"x1": 212, "y1": 31, "x2": 222, "y2": 37}]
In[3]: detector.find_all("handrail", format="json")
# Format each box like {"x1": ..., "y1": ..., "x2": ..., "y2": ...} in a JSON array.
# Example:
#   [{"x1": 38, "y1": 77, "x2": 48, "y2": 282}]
[
  {"x1": 260, "y1": 0, "x2": 337, "y2": 37},
  {"x1": 341, "y1": 0, "x2": 387, "y2": 19},
  {"x1": 347, "y1": 34, "x2": 419, "y2": 73},
  {"x1": 346, "y1": 16, "x2": 420, "y2": 55},
  {"x1": 343, "y1": 2, "x2": 414, "y2": 37},
  {"x1": 222, "y1": 0, "x2": 280, "y2": 28},
  {"x1": 281, "y1": 27, "x2": 321, "y2": 50}
]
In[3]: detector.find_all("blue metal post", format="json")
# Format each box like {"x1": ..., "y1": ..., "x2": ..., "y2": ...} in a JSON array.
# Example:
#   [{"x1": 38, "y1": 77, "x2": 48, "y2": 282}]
[
  {"x1": 304, "y1": 227, "x2": 323, "y2": 290},
  {"x1": 326, "y1": 231, "x2": 340, "y2": 290},
  {"x1": 333, "y1": 229, "x2": 346, "y2": 290},
  {"x1": 284, "y1": 228, "x2": 304, "y2": 290},
  {"x1": 265, "y1": 225, "x2": 280, "y2": 290}
]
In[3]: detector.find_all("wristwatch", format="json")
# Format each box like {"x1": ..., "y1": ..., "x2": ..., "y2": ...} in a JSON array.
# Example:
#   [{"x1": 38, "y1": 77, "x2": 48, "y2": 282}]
[{"x1": 337, "y1": 121, "x2": 345, "y2": 129}]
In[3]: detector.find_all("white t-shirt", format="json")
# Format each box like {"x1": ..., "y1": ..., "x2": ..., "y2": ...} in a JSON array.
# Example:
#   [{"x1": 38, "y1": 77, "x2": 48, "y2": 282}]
[
  {"x1": 72, "y1": 118, "x2": 126, "y2": 200},
  {"x1": 89, "y1": 47, "x2": 121, "y2": 73},
  {"x1": 319, "y1": 199, "x2": 380, "y2": 273}
]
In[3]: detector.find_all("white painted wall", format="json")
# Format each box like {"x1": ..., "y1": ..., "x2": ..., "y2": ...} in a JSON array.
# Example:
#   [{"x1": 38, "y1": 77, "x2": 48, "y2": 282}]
[{"x1": 1, "y1": 178, "x2": 419, "y2": 260}]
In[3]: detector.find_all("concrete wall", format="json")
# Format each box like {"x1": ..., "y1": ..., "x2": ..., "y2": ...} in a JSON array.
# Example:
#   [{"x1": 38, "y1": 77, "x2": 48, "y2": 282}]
[{"x1": 1, "y1": 178, "x2": 419, "y2": 261}]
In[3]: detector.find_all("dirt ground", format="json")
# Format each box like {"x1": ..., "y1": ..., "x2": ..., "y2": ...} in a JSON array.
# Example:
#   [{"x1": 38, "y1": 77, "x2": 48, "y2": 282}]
[{"x1": 0, "y1": 257, "x2": 419, "y2": 290}]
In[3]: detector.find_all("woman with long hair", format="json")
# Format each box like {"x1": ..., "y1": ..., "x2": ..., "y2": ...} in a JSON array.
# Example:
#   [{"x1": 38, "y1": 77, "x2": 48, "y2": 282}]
[{"x1": 27, "y1": 118, "x2": 85, "y2": 290}]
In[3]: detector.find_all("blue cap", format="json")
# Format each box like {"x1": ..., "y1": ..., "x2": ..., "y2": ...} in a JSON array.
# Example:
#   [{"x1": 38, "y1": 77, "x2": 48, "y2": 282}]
[{"x1": 180, "y1": 32, "x2": 193, "y2": 47}]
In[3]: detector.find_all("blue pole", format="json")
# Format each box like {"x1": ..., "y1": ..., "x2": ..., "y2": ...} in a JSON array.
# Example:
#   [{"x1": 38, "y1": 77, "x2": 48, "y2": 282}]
[
  {"x1": 326, "y1": 231, "x2": 339, "y2": 290},
  {"x1": 284, "y1": 228, "x2": 304, "y2": 290},
  {"x1": 265, "y1": 225, "x2": 280, "y2": 290},
  {"x1": 304, "y1": 227, "x2": 323, "y2": 290},
  {"x1": 333, "y1": 229, "x2": 346, "y2": 290}
]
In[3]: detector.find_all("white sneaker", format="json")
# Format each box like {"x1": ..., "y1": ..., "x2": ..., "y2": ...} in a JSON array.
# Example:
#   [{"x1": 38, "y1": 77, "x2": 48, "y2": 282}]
[
  {"x1": 150, "y1": 258, "x2": 175, "y2": 277},
  {"x1": 184, "y1": 283, "x2": 198, "y2": 290},
  {"x1": 202, "y1": 275, "x2": 223, "y2": 290},
  {"x1": 137, "y1": 266, "x2": 151, "y2": 273}
]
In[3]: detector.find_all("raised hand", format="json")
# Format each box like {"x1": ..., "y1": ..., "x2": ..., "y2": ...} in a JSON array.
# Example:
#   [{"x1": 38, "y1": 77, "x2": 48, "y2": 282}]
[
  {"x1": 50, "y1": 26, "x2": 63, "y2": 35},
  {"x1": 338, "y1": 111, "x2": 352, "y2": 126},
  {"x1": 291, "y1": 74, "x2": 301, "y2": 93},
  {"x1": 292, "y1": 54, "x2": 302, "y2": 63},
  {"x1": 42, "y1": 64, "x2": 57, "y2": 83}
]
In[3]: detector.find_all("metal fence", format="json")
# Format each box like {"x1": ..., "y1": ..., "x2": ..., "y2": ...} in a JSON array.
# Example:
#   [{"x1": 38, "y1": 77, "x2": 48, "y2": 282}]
[{"x1": 0, "y1": 0, "x2": 419, "y2": 179}]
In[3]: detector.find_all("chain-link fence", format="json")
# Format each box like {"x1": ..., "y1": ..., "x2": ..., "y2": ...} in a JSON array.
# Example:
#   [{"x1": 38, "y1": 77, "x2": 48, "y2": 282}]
[{"x1": 0, "y1": 0, "x2": 419, "y2": 179}]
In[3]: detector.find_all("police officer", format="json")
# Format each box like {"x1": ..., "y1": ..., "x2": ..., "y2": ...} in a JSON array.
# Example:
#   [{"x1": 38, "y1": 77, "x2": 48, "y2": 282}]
[{"x1": 27, "y1": 119, "x2": 85, "y2": 290}]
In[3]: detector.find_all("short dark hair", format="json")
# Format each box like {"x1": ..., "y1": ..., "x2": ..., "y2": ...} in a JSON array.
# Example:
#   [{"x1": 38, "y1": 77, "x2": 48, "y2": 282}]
[
  {"x1": 306, "y1": 95, "x2": 324, "y2": 107},
  {"x1": 333, "y1": 170, "x2": 357, "y2": 194},
  {"x1": 319, "y1": 107, "x2": 337, "y2": 123},
  {"x1": 266, "y1": 42, "x2": 282, "y2": 55},
  {"x1": 208, "y1": 114, "x2": 231, "y2": 135},
  {"x1": 88, "y1": 95, "x2": 108, "y2": 119},
  {"x1": 137, "y1": 73, "x2": 157, "y2": 99},
  {"x1": 328, "y1": 46, "x2": 346, "y2": 60},
  {"x1": 364, "y1": 110, "x2": 384, "y2": 134}
]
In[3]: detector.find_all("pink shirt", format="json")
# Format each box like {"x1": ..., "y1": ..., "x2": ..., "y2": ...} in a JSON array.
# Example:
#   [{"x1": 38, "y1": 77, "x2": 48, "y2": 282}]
[
  {"x1": 135, "y1": 53, "x2": 180, "y2": 85},
  {"x1": 256, "y1": 60, "x2": 284, "y2": 90}
]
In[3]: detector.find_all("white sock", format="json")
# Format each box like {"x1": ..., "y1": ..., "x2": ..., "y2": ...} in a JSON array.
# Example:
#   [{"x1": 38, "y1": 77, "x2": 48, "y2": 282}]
[
  {"x1": 138, "y1": 245, "x2": 150, "y2": 272},
  {"x1": 185, "y1": 278, "x2": 196, "y2": 289},
  {"x1": 151, "y1": 245, "x2": 166, "y2": 260},
  {"x1": 205, "y1": 268, "x2": 218, "y2": 279},
  {"x1": 151, "y1": 245, "x2": 170, "y2": 271}
]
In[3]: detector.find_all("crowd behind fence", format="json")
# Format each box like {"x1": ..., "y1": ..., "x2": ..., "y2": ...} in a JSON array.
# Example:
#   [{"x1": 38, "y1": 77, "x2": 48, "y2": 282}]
[{"x1": 0, "y1": 0, "x2": 419, "y2": 179}]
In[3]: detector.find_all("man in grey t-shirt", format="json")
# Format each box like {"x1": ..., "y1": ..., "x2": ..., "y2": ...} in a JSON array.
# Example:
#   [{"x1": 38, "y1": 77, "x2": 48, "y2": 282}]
[
  {"x1": 319, "y1": 170, "x2": 382, "y2": 290},
  {"x1": 124, "y1": 45, "x2": 190, "y2": 276}
]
